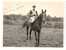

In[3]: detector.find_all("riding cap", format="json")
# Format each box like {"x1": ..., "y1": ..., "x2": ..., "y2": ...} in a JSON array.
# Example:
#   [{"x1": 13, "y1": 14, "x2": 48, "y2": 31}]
[{"x1": 32, "y1": 5, "x2": 36, "y2": 8}]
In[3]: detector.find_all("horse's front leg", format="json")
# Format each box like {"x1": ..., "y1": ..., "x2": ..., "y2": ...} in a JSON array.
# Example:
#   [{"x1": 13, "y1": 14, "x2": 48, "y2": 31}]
[
  {"x1": 29, "y1": 29, "x2": 32, "y2": 40},
  {"x1": 35, "y1": 32, "x2": 37, "y2": 44},
  {"x1": 37, "y1": 31, "x2": 40, "y2": 46},
  {"x1": 26, "y1": 26, "x2": 29, "y2": 40}
]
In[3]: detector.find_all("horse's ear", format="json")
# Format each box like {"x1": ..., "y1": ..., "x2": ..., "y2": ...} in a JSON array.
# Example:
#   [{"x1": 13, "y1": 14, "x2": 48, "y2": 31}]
[
  {"x1": 42, "y1": 9, "x2": 43, "y2": 13},
  {"x1": 45, "y1": 9, "x2": 46, "y2": 13}
]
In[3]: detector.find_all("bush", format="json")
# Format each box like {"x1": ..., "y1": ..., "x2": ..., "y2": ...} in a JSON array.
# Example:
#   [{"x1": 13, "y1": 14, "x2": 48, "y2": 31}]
[
  {"x1": 3, "y1": 20, "x2": 14, "y2": 25},
  {"x1": 54, "y1": 22, "x2": 63, "y2": 29}
]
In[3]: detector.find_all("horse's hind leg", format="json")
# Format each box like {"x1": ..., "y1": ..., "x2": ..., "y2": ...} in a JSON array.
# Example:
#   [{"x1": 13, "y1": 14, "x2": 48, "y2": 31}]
[{"x1": 26, "y1": 26, "x2": 29, "y2": 40}]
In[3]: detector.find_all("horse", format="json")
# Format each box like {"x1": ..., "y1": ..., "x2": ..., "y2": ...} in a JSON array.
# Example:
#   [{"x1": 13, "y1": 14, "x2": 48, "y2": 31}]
[{"x1": 23, "y1": 9, "x2": 46, "y2": 46}]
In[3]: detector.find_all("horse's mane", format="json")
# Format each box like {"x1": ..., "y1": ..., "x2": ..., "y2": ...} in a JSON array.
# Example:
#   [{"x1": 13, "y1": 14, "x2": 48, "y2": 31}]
[{"x1": 32, "y1": 13, "x2": 43, "y2": 25}]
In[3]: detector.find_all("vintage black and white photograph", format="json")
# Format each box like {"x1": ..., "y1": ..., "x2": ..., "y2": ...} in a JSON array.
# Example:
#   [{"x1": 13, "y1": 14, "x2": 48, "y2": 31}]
[{"x1": 3, "y1": 0, "x2": 63, "y2": 47}]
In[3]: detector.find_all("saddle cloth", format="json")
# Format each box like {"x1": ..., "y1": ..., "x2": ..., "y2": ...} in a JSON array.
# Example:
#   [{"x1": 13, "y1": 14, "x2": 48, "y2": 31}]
[{"x1": 28, "y1": 16, "x2": 36, "y2": 23}]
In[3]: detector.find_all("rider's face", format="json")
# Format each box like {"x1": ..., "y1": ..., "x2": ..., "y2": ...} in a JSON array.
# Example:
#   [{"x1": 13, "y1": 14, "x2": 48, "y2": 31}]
[{"x1": 33, "y1": 8, "x2": 35, "y2": 11}]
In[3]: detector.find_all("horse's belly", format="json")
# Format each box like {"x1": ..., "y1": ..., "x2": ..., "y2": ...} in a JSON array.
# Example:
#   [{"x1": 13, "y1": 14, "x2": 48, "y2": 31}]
[{"x1": 32, "y1": 24, "x2": 41, "y2": 32}]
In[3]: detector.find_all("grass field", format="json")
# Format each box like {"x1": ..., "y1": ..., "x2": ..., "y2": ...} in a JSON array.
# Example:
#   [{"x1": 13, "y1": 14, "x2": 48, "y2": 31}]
[{"x1": 3, "y1": 24, "x2": 63, "y2": 47}]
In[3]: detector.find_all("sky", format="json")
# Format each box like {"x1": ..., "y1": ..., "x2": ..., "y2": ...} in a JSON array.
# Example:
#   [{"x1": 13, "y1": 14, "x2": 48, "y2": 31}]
[{"x1": 4, "y1": 0, "x2": 64, "y2": 17}]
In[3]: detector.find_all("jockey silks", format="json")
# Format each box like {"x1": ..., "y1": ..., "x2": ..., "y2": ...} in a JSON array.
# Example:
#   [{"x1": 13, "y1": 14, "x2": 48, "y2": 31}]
[
  {"x1": 27, "y1": 9, "x2": 38, "y2": 23},
  {"x1": 31, "y1": 10, "x2": 37, "y2": 16}
]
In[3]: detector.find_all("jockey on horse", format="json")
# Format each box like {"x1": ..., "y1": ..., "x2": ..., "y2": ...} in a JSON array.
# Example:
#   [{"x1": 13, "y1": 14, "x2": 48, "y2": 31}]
[
  {"x1": 23, "y1": 5, "x2": 38, "y2": 27},
  {"x1": 27, "y1": 5, "x2": 38, "y2": 23}
]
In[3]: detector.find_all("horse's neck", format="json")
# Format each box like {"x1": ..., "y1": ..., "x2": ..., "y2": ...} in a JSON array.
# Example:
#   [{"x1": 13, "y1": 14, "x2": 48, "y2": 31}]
[
  {"x1": 32, "y1": 14, "x2": 43, "y2": 25},
  {"x1": 35, "y1": 14, "x2": 43, "y2": 24},
  {"x1": 39, "y1": 14, "x2": 43, "y2": 21}
]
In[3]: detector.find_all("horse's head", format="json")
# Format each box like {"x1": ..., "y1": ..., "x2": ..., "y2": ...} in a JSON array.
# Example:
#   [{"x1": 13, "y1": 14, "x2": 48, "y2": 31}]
[
  {"x1": 38, "y1": 9, "x2": 46, "y2": 21},
  {"x1": 41, "y1": 9, "x2": 46, "y2": 17}
]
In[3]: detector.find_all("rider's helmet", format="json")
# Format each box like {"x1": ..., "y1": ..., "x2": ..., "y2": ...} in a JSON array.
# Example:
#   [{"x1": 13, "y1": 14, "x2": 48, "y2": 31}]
[{"x1": 32, "y1": 5, "x2": 36, "y2": 8}]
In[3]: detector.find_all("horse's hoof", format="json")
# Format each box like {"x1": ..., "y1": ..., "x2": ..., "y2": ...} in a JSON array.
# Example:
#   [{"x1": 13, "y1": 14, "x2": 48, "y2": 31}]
[
  {"x1": 29, "y1": 38, "x2": 31, "y2": 40},
  {"x1": 23, "y1": 40, "x2": 26, "y2": 42},
  {"x1": 34, "y1": 43, "x2": 39, "y2": 47},
  {"x1": 26, "y1": 38, "x2": 28, "y2": 40},
  {"x1": 35, "y1": 44, "x2": 39, "y2": 47}
]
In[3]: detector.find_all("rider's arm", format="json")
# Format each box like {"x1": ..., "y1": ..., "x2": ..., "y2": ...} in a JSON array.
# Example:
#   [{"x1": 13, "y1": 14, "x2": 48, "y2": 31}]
[
  {"x1": 36, "y1": 11, "x2": 38, "y2": 16},
  {"x1": 27, "y1": 10, "x2": 32, "y2": 17}
]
